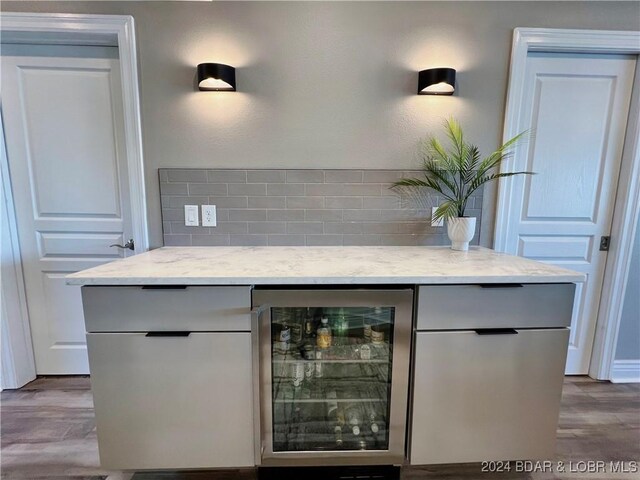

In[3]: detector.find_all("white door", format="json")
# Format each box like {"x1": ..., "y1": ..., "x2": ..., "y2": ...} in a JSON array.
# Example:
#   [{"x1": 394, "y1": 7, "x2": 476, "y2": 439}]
[
  {"x1": 1, "y1": 44, "x2": 135, "y2": 374},
  {"x1": 496, "y1": 52, "x2": 636, "y2": 374}
]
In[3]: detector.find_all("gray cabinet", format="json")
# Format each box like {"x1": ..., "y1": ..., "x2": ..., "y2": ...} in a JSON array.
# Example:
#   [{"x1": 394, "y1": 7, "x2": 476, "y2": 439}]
[
  {"x1": 82, "y1": 285, "x2": 251, "y2": 332},
  {"x1": 416, "y1": 284, "x2": 574, "y2": 330},
  {"x1": 410, "y1": 284, "x2": 573, "y2": 465},
  {"x1": 82, "y1": 286, "x2": 254, "y2": 470},
  {"x1": 88, "y1": 332, "x2": 254, "y2": 469}
]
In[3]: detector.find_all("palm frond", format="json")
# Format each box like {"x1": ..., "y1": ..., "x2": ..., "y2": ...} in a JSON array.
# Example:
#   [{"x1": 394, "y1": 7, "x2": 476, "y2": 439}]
[
  {"x1": 466, "y1": 171, "x2": 535, "y2": 198},
  {"x1": 423, "y1": 159, "x2": 459, "y2": 199},
  {"x1": 392, "y1": 178, "x2": 430, "y2": 188},
  {"x1": 476, "y1": 130, "x2": 529, "y2": 176},
  {"x1": 427, "y1": 137, "x2": 458, "y2": 172},
  {"x1": 391, "y1": 119, "x2": 531, "y2": 220},
  {"x1": 392, "y1": 175, "x2": 452, "y2": 201},
  {"x1": 444, "y1": 117, "x2": 465, "y2": 163},
  {"x1": 432, "y1": 200, "x2": 460, "y2": 224},
  {"x1": 462, "y1": 146, "x2": 481, "y2": 183}
]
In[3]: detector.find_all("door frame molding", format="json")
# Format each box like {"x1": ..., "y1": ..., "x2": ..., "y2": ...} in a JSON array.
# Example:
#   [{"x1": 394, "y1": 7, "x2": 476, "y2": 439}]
[
  {"x1": 494, "y1": 27, "x2": 640, "y2": 380},
  {"x1": 1, "y1": 119, "x2": 37, "y2": 390},
  {"x1": 0, "y1": 12, "x2": 149, "y2": 387}
]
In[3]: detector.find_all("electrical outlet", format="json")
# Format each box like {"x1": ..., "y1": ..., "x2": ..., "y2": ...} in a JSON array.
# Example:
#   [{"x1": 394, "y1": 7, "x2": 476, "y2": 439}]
[
  {"x1": 431, "y1": 207, "x2": 444, "y2": 227},
  {"x1": 184, "y1": 205, "x2": 199, "y2": 226},
  {"x1": 202, "y1": 205, "x2": 217, "y2": 227}
]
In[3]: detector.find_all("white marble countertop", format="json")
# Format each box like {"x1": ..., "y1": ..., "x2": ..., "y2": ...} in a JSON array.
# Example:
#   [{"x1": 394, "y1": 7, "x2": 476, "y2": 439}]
[{"x1": 66, "y1": 246, "x2": 585, "y2": 285}]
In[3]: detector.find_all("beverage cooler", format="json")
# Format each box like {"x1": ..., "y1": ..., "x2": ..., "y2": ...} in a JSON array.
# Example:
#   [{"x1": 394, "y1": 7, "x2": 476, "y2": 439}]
[{"x1": 252, "y1": 289, "x2": 413, "y2": 466}]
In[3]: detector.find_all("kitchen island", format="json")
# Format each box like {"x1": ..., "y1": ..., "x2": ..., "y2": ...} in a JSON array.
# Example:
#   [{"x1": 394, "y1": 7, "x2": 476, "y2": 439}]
[{"x1": 67, "y1": 246, "x2": 584, "y2": 472}]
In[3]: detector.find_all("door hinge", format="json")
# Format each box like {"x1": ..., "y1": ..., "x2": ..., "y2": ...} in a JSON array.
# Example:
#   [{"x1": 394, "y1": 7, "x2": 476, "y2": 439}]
[{"x1": 599, "y1": 236, "x2": 611, "y2": 251}]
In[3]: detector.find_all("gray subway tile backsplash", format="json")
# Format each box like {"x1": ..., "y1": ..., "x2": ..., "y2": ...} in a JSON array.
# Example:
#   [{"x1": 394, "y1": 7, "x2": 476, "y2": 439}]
[
  {"x1": 325, "y1": 170, "x2": 363, "y2": 183},
  {"x1": 268, "y1": 234, "x2": 306, "y2": 246},
  {"x1": 267, "y1": 209, "x2": 305, "y2": 221},
  {"x1": 267, "y1": 183, "x2": 305, "y2": 196},
  {"x1": 229, "y1": 234, "x2": 268, "y2": 246},
  {"x1": 248, "y1": 222, "x2": 287, "y2": 234},
  {"x1": 248, "y1": 196, "x2": 286, "y2": 209},
  {"x1": 159, "y1": 169, "x2": 483, "y2": 247},
  {"x1": 207, "y1": 170, "x2": 247, "y2": 183},
  {"x1": 228, "y1": 183, "x2": 267, "y2": 196},
  {"x1": 324, "y1": 196, "x2": 363, "y2": 209},
  {"x1": 304, "y1": 209, "x2": 343, "y2": 222},
  {"x1": 286, "y1": 170, "x2": 325, "y2": 184},
  {"x1": 188, "y1": 183, "x2": 228, "y2": 196},
  {"x1": 247, "y1": 170, "x2": 286, "y2": 183},
  {"x1": 305, "y1": 234, "x2": 344, "y2": 246},
  {"x1": 191, "y1": 234, "x2": 231, "y2": 246},
  {"x1": 167, "y1": 169, "x2": 207, "y2": 183},
  {"x1": 159, "y1": 183, "x2": 188, "y2": 195},
  {"x1": 287, "y1": 222, "x2": 324, "y2": 235},
  {"x1": 207, "y1": 196, "x2": 248, "y2": 208},
  {"x1": 286, "y1": 196, "x2": 324, "y2": 209},
  {"x1": 228, "y1": 209, "x2": 267, "y2": 222}
]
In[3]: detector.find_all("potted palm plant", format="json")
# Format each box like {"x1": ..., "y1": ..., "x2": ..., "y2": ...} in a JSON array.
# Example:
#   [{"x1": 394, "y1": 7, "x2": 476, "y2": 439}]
[{"x1": 392, "y1": 118, "x2": 532, "y2": 251}]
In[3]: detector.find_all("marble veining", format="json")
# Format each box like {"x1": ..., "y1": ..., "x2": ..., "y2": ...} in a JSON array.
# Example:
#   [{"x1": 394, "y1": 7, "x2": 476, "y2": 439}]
[{"x1": 66, "y1": 247, "x2": 585, "y2": 285}]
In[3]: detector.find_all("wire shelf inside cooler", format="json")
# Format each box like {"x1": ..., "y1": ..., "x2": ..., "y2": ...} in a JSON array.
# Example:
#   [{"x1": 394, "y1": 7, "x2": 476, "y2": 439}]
[{"x1": 273, "y1": 401, "x2": 390, "y2": 452}]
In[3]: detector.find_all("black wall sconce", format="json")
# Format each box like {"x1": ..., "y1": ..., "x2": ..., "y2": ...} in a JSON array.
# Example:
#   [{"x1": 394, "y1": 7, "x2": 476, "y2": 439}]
[
  {"x1": 197, "y1": 63, "x2": 236, "y2": 91},
  {"x1": 418, "y1": 68, "x2": 456, "y2": 95}
]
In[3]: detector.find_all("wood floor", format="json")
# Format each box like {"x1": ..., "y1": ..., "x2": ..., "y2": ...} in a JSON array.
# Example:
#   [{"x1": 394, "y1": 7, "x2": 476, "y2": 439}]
[{"x1": 1, "y1": 376, "x2": 638, "y2": 480}]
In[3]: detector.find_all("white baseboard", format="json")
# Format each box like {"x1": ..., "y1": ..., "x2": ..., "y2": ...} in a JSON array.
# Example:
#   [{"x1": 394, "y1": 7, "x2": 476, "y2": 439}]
[{"x1": 610, "y1": 359, "x2": 640, "y2": 383}]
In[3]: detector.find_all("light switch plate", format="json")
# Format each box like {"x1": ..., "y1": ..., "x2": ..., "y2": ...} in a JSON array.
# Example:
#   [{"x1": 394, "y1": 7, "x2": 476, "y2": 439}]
[
  {"x1": 431, "y1": 207, "x2": 444, "y2": 227},
  {"x1": 202, "y1": 205, "x2": 217, "y2": 227},
  {"x1": 184, "y1": 205, "x2": 199, "y2": 226}
]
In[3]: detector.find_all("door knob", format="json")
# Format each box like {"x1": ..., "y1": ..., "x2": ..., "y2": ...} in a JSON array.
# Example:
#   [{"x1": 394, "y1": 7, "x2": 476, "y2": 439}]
[{"x1": 110, "y1": 239, "x2": 135, "y2": 251}]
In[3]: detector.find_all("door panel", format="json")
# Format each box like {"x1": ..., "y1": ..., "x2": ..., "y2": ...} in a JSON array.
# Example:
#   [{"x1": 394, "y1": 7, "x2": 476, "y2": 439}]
[
  {"x1": 42, "y1": 271, "x2": 87, "y2": 344},
  {"x1": 19, "y1": 65, "x2": 123, "y2": 216},
  {"x1": 523, "y1": 74, "x2": 616, "y2": 221},
  {"x1": 410, "y1": 329, "x2": 569, "y2": 465},
  {"x1": 87, "y1": 332, "x2": 255, "y2": 469},
  {"x1": 500, "y1": 52, "x2": 636, "y2": 373},
  {"x1": 1, "y1": 45, "x2": 133, "y2": 373},
  {"x1": 517, "y1": 235, "x2": 592, "y2": 263}
]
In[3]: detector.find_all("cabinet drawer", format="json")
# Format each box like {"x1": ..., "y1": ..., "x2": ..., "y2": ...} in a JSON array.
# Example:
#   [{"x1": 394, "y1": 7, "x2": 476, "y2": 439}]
[
  {"x1": 416, "y1": 283, "x2": 574, "y2": 330},
  {"x1": 87, "y1": 332, "x2": 254, "y2": 469},
  {"x1": 82, "y1": 286, "x2": 251, "y2": 332},
  {"x1": 410, "y1": 328, "x2": 569, "y2": 465}
]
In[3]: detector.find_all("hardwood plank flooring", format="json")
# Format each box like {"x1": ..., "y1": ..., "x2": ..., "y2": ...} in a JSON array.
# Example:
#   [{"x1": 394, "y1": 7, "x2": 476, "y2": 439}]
[{"x1": 1, "y1": 376, "x2": 638, "y2": 479}]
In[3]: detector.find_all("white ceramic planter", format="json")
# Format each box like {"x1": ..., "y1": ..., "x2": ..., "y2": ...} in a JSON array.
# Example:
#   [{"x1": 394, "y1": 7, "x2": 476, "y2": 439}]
[{"x1": 447, "y1": 217, "x2": 476, "y2": 251}]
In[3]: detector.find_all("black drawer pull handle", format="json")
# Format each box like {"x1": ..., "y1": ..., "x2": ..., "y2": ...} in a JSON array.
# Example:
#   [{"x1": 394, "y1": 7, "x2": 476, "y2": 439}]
[
  {"x1": 142, "y1": 285, "x2": 188, "y2": 290},
  {"x1": 145, "y1": 331, "x2": 191, "y2": 337},
  {"x1": 475, "y1": 328, "x2": 518, "y2": 335},
  {"x1": 478, "y1": 284, "x2": 524, "y2": 288}
]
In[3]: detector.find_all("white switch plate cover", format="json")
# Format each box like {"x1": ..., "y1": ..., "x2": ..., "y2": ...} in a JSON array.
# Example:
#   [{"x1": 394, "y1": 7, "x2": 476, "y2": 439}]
[
  {"x1": 184, "y1": 205, "x2": 199, "y2": 226},
  {"x1": 431, "y1": 207, "x2": 444, "y2": 227},
  {"x1": 202, "y1": 205, "x2": 217, "y2": 227}
]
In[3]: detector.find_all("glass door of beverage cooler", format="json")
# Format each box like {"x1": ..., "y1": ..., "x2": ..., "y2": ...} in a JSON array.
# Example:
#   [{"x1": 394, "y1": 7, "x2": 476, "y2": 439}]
[{"x1": 252, "y1": 289, "x2": 413, "y2": 466}]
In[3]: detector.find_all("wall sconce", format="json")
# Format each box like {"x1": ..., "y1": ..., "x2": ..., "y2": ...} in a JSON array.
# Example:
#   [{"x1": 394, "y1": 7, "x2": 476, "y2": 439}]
[
  {"x1": 418, "y1": 68, "x2": 456, "y2": 95},
  {"x1": 197, "y1": 63, "x2": 236, "y2": 91}
]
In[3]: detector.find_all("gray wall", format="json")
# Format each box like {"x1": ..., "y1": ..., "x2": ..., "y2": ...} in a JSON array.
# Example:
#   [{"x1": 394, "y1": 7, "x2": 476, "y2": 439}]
[
  {"x1": 3, "y1": 2, "x2": 640, "y2": 248},
  {"x1": 616, "y1": 210, "x2": 640, "y2": 361}
]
